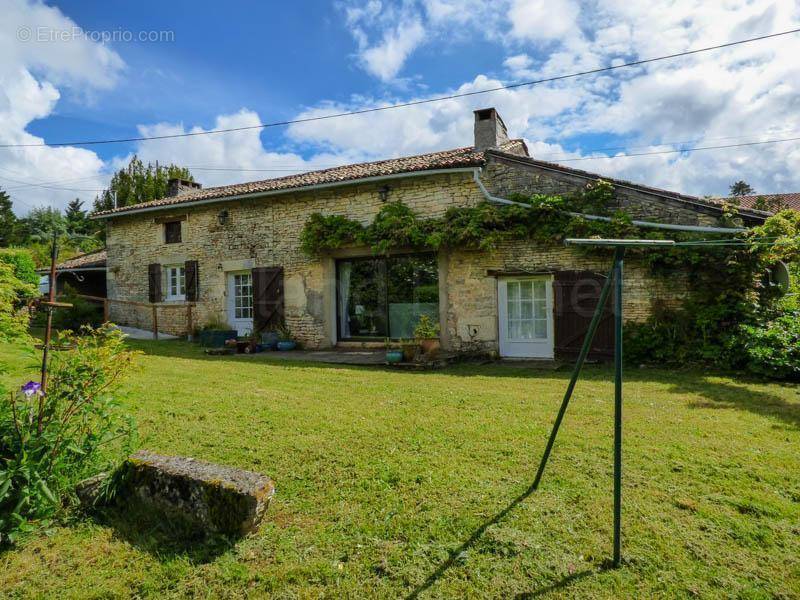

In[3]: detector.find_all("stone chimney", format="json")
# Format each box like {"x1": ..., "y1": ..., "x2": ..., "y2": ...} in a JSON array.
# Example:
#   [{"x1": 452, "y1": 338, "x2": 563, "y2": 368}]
[
  {"x1": 167, "y1": 178, "x2": 202, "y2": 197},
  {"x1": 473, "y1": 107, "x2": 510, "y2": 151}
]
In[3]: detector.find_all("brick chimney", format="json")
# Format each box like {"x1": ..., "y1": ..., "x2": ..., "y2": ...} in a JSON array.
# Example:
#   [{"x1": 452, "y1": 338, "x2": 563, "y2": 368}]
[
  {"x1": 167, "y1": 178, "x2": 202, "y2": 197},
  {"x1": 473, "y1": 107, "x2": 510, "y2": 151}
]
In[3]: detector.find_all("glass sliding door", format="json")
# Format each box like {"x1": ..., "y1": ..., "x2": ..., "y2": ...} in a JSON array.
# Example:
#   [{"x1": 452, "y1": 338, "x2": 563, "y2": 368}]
[
  {"x1": 337, "y1": 258, "x2": 388, "y2": 338},
  {"x1": 337, "y1": 253, "x2": 439, "y2": 341}
]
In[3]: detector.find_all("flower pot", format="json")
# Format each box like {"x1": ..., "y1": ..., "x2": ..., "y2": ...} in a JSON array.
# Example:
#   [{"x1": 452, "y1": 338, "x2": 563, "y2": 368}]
[
  {"x1": 277, "y1": 340, "x2": 297, "y2": 351},
  {"x1": 386, "y1": 349, "x2": 403, "y2": 363},
  {"x1": 419, "y1": 338, "x2": 440, "y2": 355}
]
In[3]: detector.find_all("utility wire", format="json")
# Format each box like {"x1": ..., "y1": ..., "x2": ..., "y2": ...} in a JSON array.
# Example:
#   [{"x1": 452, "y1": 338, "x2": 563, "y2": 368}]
[
  {"x1": 537, "y1": 127, "x2": 800, "y2": 159},
  {"x1": 557, "y1": 135, "x2": 800, "y2": 162},
  {"x1": 2, "y1": 27, "x2": 798, "y2": 149},
  {"x1": 0, "y1": 174, "x2": 105, "y2": 192}
]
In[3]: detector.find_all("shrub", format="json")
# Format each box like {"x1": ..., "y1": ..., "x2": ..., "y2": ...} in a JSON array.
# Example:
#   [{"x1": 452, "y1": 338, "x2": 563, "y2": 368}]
[
  {"x1": 0, "y1": 248, "x2": 39, "y2": 287},
  {"x1": 0, "y1": 260, "x2": 36, "y2": 343},
  {"x1": 0, "y1": 325, "x2": 139, "y2": 546},
  {"x1": 733, "y1": 312, "x2": 800, "y2": 380}
]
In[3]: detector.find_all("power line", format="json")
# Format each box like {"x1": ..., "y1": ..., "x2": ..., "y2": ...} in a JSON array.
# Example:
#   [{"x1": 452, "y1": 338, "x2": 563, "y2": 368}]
[
  {"x1": 557, "y1": 135, "x2": 800, "y2": 162},
  {"x1": 536, "y1": 127, "x2": 800, "y2": 160},
  {"x1": 2, "y1": 27, "x2": 798, "y2": 149},
  {"x1": 2, "y1": 175, "x2": 108, "y2": 192},
  {"x1": 0, "y1": 174, "x2": 105, "y2": 192}
]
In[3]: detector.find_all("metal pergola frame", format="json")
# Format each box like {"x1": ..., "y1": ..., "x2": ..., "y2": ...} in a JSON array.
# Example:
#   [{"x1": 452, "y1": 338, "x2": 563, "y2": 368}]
[{"x1": 532, "y1": 238, "x2": 676, "y2": 568}]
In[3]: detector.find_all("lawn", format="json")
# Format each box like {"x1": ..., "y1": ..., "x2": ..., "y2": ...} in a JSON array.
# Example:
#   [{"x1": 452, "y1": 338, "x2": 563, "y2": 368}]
[{"x1": 1, "y1": 338, "x2": 799, "y2": 599}]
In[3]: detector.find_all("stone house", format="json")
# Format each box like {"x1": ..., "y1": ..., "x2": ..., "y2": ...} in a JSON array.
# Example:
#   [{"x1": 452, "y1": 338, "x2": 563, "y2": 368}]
[{"x1": 92, "y1": 108, "x2": 767, "y2": 359}]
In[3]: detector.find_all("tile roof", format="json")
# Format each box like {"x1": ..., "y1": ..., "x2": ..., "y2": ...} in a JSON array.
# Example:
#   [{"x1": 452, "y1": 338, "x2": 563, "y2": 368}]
[
  {"x1": 486, "y1": 150, "x2": 770, "y2": 221},
  {"x1": 54, "y1": 249, "x2": 107, "y2": 270},
  {"x1": 730, "y1": 192, "x2": 800, "y2": 212},
  {"x1": 90, "y1": 137, "x2": 766, "y2": 223},
  {"x1": 92, "y1": 142, "x2": 527, "y2": 218}
]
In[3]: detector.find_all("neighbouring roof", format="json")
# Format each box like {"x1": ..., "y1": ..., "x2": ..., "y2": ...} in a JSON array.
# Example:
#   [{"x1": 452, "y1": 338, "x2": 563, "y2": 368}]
[
  {"x1": 728, "y1": 192, "x2": 800, "y2": 212},
  {"x1": 52, "y1": 249, "x2": 107, "y2": 271},
  {"x1": 93, "y1": 140, "x2": 527, "y2": 218}
]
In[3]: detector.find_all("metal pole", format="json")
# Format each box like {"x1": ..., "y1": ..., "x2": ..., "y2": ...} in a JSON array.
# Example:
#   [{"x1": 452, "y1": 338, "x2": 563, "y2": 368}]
[
  {"x1": 532, "y1": 257, "x2": 617, "y2": 490},
  {"x1": 40, "y1": 229, "x2": 58, "y2": 392},
  {"x1": 37, "y1": 229, "x2": 59, "y2": 434},
  {"x1": 613, "y1": 246, "x2": 625, "y2": 567}
]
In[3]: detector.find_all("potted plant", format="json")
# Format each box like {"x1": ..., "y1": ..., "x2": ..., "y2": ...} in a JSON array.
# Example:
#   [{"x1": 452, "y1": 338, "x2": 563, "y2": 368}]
[
  {"x1": 198, "y1": 317, "x2": 238, "y2": 349},
  {"x1": 275, "y1": 324, "x2": 297, "y2": 351},
  {"x1": 385, "y1": 338, "x2": 403, "y2": 364},
  {"x1": 414, "y1": 315, "x2": 440, "y2": 356}
]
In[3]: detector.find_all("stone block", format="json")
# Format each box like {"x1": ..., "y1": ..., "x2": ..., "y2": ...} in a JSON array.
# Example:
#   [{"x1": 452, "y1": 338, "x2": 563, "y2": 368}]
[{"x1": 122, "y1": 450, "x2": 275, "y2": 536}]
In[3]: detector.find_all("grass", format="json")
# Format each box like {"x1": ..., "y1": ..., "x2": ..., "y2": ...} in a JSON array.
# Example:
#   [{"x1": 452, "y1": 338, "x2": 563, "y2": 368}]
[{"x1": 1, "y1": 338, "x2": 799, "y2": 598}]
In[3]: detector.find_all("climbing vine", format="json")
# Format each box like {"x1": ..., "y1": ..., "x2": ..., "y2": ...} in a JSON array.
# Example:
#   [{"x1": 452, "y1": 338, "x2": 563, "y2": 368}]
[
  {"x1": 300, "y1": 180, "x2": 634, "y2": 256},
  {"x1": 299, "y1": 180, "x2": 800, "y2": 376}
]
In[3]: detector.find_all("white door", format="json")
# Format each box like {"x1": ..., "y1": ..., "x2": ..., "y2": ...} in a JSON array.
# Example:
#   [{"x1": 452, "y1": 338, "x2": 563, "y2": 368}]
[
  {"x1": 498, "y1": 276, "x2": 554, "y2": 358},
  {"x1": 227, "y1": 271, "x2": 254, "y2": 336}
]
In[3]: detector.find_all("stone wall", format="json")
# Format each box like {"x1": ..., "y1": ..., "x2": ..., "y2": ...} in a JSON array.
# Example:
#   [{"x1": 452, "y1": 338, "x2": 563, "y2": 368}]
[
  {"x1": 106, "y1": 159, "x2": 711, "y2": 350},
  {"x1": 106, "y1": 172, "x2": 483, "y2": 341},
  {"x1": 444, "y1": 241, "x2": 688, "y2": 352}
]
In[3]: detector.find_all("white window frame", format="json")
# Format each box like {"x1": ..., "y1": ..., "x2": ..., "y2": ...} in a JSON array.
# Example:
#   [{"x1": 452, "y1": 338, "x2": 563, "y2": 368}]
[
  {"x1": 227, "y1": 271, "x2": 254, "y2": 335},
  {"x1": 165, "y1": 264, "x2": 186, "y2": 301},
  {"x1": 498, "y1": 275, "x2": 554, "y2": 359},
  {"x1": 232, "y1": 272, "x2": 253, "y2": 320}
]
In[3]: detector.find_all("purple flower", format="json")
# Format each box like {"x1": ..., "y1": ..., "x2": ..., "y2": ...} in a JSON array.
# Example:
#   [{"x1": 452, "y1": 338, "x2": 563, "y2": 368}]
[{"x1": 21, "y1": 381, "x2": 43, "y2": 397}]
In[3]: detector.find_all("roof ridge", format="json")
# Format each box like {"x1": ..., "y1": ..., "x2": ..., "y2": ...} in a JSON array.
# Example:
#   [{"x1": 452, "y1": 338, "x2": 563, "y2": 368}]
[
  {"x1": 93, "y1": 145, "x2": 486, "y2": 217},
  {"x1": 485, "y1": 149, "x2": 769, "y2": 219}
]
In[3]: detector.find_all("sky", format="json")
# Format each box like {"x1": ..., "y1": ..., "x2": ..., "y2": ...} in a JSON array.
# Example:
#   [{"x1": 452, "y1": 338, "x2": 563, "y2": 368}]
[{"x1": 1, "y1": 0, "x2": 800, "y2": 215}]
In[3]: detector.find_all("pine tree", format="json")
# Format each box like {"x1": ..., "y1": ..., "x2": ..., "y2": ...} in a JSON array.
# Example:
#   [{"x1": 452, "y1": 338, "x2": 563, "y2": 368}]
[
  {"x1": 65, "y1": 198, "x2": 90, "y2": 236},
  {"x1": 729, "y1": 180, "x2": 755, "y2": 197}
]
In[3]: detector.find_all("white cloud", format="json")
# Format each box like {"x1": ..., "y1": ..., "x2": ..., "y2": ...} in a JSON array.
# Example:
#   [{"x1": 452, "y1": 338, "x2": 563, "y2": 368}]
[
  {"x1": 503, "y1": 54, "x2": 534, "y2": 78},
  {"x1": 286, "y1": 74, "x2": 585, "y2": 156},
  {"x1": 0, "y1": 0, "x2": 124, "y2": 214},
  {"x1": 359, "y1": 20, "x2": 426, "y2": 81},
  {"x1": 507, "y1": 0, "x2": 580, "y2": 43},
  {"x1": 124, "y1": 110, "x2": 355, "y2": 190}
]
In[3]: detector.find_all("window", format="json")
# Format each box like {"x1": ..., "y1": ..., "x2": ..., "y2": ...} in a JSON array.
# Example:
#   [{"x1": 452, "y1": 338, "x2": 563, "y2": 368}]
[
  {"x1": 337, "y1": 253, "x2": 438, "y2": 340},
  {"x1": 164, "y1": 220, "x2": 182, "y2": 244},
  {"x1": 166, "y1": 265, "x2": 186, "y2": 300},
  {"x1": 506, "y1": 280, "x2": 548, "y2": 340},
  {"x1": 233, "y1": 273, "x2": 253, "y2": 319}
]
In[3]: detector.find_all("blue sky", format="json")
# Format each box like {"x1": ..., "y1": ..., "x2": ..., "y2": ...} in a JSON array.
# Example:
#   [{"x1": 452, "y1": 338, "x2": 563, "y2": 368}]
[{"x1": 2, "y1": 0, "x2": 799, "y2": 213}]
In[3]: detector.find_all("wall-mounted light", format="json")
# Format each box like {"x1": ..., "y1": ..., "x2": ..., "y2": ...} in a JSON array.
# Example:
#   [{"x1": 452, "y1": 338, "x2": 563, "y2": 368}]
[
  {"x1": 218, "y1": 210, "x2": 229, "y2": 225},
  {"x1": 378, "y1": 185, "x2": 390, "y2": 202}
]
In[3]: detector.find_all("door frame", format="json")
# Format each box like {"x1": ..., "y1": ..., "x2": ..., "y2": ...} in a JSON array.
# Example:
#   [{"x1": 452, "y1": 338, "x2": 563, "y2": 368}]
[
  {"x1": 497, "y1": 275, "x2": 555, "y2": 359},
  {"x1": 226, "y1": 270, "x2": 254, "y2": 336}
]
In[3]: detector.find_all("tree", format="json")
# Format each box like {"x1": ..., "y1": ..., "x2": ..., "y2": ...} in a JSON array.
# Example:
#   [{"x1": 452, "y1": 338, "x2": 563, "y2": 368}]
[
  {"x1": 65, "y1": 198, "x2": 90, "y2": 236},
  {"x1": 0, "y1": 188, "x2": 16, "y2": 247},
  {"x1": 15, "y1": 206, "x2": 67, "y2": 243},
  {"x1": 93, "y1": 156, "x2": 194, "y2": 212},
  {"x1": 729, "y1": 180, "x2": 755, "y2": 197}
]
